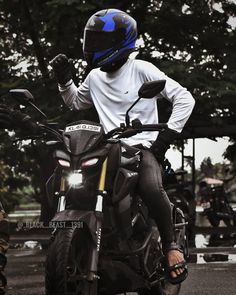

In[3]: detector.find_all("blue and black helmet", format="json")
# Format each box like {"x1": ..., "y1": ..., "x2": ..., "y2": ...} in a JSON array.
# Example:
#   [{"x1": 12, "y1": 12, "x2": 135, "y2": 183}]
[{"x1": 83, "y1": 9, "x2": 137, "y2": 68}]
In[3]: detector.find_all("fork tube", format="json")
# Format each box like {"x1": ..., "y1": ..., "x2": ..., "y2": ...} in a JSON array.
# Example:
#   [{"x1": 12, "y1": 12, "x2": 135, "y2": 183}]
[
  {"x1": 96, "y1": 157, "x2": 108, "y2": 212},
  {"x1": 98, "y1": 157, "x2": 108, "y2": 191},
  {"x1": 88, "y1": 158, "x2": 108, "y2": 281},
  {"x1": 57, "y1": 177, "x2": 66, "y2": 212}
]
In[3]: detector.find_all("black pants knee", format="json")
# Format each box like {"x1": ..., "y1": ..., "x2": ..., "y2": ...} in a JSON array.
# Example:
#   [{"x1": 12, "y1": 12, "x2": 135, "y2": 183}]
[{"x1": 138, "y1": 149, "x2": 174, "y2": 249}]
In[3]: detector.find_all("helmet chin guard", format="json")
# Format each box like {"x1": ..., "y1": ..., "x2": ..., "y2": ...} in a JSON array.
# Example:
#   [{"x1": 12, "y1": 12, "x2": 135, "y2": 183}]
[{"x1": 83, "y1": 9, "x2": 137, "y2": 68}]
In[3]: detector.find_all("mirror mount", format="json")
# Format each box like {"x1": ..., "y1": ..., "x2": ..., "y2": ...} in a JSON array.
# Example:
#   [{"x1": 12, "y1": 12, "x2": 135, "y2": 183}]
[
  {"x1": 125, "y1": 96, "x2": 142, "y2": 127},
  {"x1": 10, "y1": 89, "x2": 47, "y2": 119},
  {"x1": 125, "y1": 80, "x2": 166, "y2": 127}
]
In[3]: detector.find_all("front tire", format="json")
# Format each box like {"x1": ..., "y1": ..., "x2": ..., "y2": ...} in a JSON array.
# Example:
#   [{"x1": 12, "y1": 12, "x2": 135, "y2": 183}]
[{"x1": 45, "y1": 227, "x2": 97, "y2": 295}]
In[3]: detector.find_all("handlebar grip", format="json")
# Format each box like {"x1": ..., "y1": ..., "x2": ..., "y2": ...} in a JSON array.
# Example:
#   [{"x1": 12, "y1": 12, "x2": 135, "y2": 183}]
[
  {"x1": 107, "y1": 123, "x2": 168, "y2": 139},
  {"x1": 140, "y1": 123, "x2": 168, "y2": 129},
  {"x1": 117, "y1": 123, "x2": 168, "y2": 139}
]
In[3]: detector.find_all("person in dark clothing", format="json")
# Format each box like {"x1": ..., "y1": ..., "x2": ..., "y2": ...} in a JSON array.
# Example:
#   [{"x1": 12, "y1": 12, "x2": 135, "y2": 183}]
[{"x1": 50, "y1": 9, "x2": 195, "y2": 283}]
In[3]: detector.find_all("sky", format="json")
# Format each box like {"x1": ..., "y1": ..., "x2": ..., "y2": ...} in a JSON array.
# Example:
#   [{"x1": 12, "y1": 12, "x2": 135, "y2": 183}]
[{"x1": 166, "y1": 137, "x2": 230, "y2": 170}]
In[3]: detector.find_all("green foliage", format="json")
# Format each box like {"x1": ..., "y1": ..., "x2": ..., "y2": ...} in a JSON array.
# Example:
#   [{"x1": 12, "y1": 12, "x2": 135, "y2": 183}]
[
  {"x1": 0, "y1": 157, "x2": 24, "y2": 213},
  {"x1": 224, "y1": 142, "x2": 236, "y2": 174},
  {"x1": 196, "y1": 156, "x2": 230, "y2": 182},
  {"x1": 139, "y1": 1, "x2": 236, "y2": 125},
  {"x1": 200, "y1": 157, "x2": 215, "y2": 178},
  {"x1": 0, "y1": 0, "x2": 235, "y2": 217}
]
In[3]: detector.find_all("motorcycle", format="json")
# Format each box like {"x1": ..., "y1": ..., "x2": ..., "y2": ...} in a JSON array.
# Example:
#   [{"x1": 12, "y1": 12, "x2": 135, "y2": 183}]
[
  {"x1": 199, "y1": 179, "x2": 236, "y2": 227},
  {"x1": 10, "y1": 80, "x2": 188, "y2": 295},
  {"x1": 163, "y1": 164, "x2": 196, "y2": 244}
]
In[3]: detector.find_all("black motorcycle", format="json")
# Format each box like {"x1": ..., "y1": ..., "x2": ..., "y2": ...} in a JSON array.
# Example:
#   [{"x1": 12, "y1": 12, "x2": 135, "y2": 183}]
[
  {"x1": 163, "y1": 165, "x2": 196, "y2": 243},
  {"x1": 10, "y1": 80, "x2": 188, "y2": 295},
  {"x1": 199, "y1": 179, "x2": 236, "y2": 227}
]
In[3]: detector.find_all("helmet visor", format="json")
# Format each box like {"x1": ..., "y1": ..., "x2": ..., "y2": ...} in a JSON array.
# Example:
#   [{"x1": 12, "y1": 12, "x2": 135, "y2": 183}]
[{"x1": 83, "y1": 29, "x2": 125, "y2": 52}]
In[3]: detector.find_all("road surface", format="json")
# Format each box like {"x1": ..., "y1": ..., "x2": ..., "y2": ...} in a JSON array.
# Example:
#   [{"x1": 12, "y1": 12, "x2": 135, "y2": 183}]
[{"x1": 4, "y1": 244, "x2": 236, "y2": 295}]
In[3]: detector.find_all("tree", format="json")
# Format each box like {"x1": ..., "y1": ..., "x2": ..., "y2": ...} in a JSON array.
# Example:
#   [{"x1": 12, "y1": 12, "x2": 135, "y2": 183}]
[
  {"x1": 200, "y1": 157, "x2": 214, "y2": 178},
  {"x1": 0, "y1": 0, "x2": 235, "y2": 220}
]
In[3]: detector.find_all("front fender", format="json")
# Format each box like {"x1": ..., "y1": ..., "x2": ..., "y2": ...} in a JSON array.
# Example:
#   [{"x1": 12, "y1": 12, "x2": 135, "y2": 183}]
[{"x1": 51, "y1": 210, "x2": 98, "y2": 243}]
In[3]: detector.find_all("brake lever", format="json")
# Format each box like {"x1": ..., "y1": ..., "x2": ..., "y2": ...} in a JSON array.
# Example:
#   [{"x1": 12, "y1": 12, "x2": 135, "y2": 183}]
[{"x1": 117, "y1": 128, "x2": 140, "y2": 138}]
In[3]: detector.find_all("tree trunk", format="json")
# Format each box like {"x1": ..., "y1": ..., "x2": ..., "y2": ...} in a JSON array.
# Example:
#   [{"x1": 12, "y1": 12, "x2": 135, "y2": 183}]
[{"x1": 21, "y1": 0, "x2": 49, "y2": 82}]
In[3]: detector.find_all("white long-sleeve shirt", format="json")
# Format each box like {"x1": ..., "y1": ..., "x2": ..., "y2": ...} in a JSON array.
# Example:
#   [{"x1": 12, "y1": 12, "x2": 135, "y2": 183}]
[{"x1": 59, "y1": 59, "x2": 195, "y2": 147}]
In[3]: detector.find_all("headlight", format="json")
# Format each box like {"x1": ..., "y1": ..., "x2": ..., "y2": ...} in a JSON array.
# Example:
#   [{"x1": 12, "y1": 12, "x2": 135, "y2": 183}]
[
  {"x1": 81, "y1": 157, "x2": 99, "y2": 167},
  {"x1": 58, "y1": 159, "x2": 70, "y2": 167},
  {"x1": 68, "y1": 171, "x2": 83, "y2": 187}
]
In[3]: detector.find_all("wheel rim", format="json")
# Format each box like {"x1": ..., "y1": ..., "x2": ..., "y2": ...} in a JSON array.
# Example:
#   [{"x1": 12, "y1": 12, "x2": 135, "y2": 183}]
[{"x1": 66, "y1": 230, "x2": 91, "y2": 294}]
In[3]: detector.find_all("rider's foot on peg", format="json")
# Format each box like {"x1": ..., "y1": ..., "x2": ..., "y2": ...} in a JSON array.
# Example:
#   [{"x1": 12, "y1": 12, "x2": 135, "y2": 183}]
[
  {"x1": 167, "y1": 250, "x2": 185, "y2": 278},
  {"x1": 163, "y1": 247, "x2": 188, "y2": 284}
]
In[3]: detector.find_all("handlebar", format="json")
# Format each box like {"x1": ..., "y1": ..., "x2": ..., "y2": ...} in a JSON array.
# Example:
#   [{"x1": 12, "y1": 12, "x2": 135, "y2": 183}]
[
  {"x1": 105, "y1": 123, "x2": 168, "y2": 139},
  {"x1": 16, "y1": 118, "x2": 168, "y2": 144},
  {"x1": 37, "y1": 124, "x2": 63, "y2": 142}
]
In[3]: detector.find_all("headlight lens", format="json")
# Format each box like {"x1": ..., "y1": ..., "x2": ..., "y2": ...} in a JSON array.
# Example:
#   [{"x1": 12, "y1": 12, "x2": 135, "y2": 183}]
[
  {"x1": 81, "y1": 157, "x2": 99, "y2": 167},
  {"x1": 58, "y1": 159, "x2": 70, "y2": 167},
  {"x1": 68, "y1": 171, "x2": 83, "y2": 186}
]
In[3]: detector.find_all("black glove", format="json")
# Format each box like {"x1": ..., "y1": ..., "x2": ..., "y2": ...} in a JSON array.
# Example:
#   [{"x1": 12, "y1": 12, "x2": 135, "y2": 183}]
[
  {"x1": 150, "y1": 128, "x2": 178, "y2": 164},
  {"x1": 49, "y1": 54, "x2": 73, "y2": 85}
]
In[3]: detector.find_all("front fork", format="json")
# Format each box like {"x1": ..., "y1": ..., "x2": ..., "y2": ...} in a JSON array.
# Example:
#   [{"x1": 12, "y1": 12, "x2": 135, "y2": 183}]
[
  {"x1": 56, "y1": 159, "x2": 108, "y2": 281},
  {"x1": 87, "y1": 158, "x2": 108, "y2": 281},
  {"x1": 57, "y1": 177, "x2": 66, "y2": 212}
]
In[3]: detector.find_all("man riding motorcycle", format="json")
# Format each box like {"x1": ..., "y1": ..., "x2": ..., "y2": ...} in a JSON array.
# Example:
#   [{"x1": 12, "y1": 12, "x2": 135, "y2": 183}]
[{"x1": 50, "y1": 8, "x2": 195, "y2": 284}]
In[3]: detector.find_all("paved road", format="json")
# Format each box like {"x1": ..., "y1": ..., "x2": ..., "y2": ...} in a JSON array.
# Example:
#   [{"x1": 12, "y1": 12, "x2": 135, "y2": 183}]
[
  {"x1": 5, "y1": 249, "x2": 45, "y2": 295},
  {"x1": 181, "y1": 262, "x2": 236, "y2": 295},
  {"x1": 4, "y1": 246, "x2": 236, "y2": 295},
  {"x1": 5, "y1": 207, "x2": 236, "y2": 294}
]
